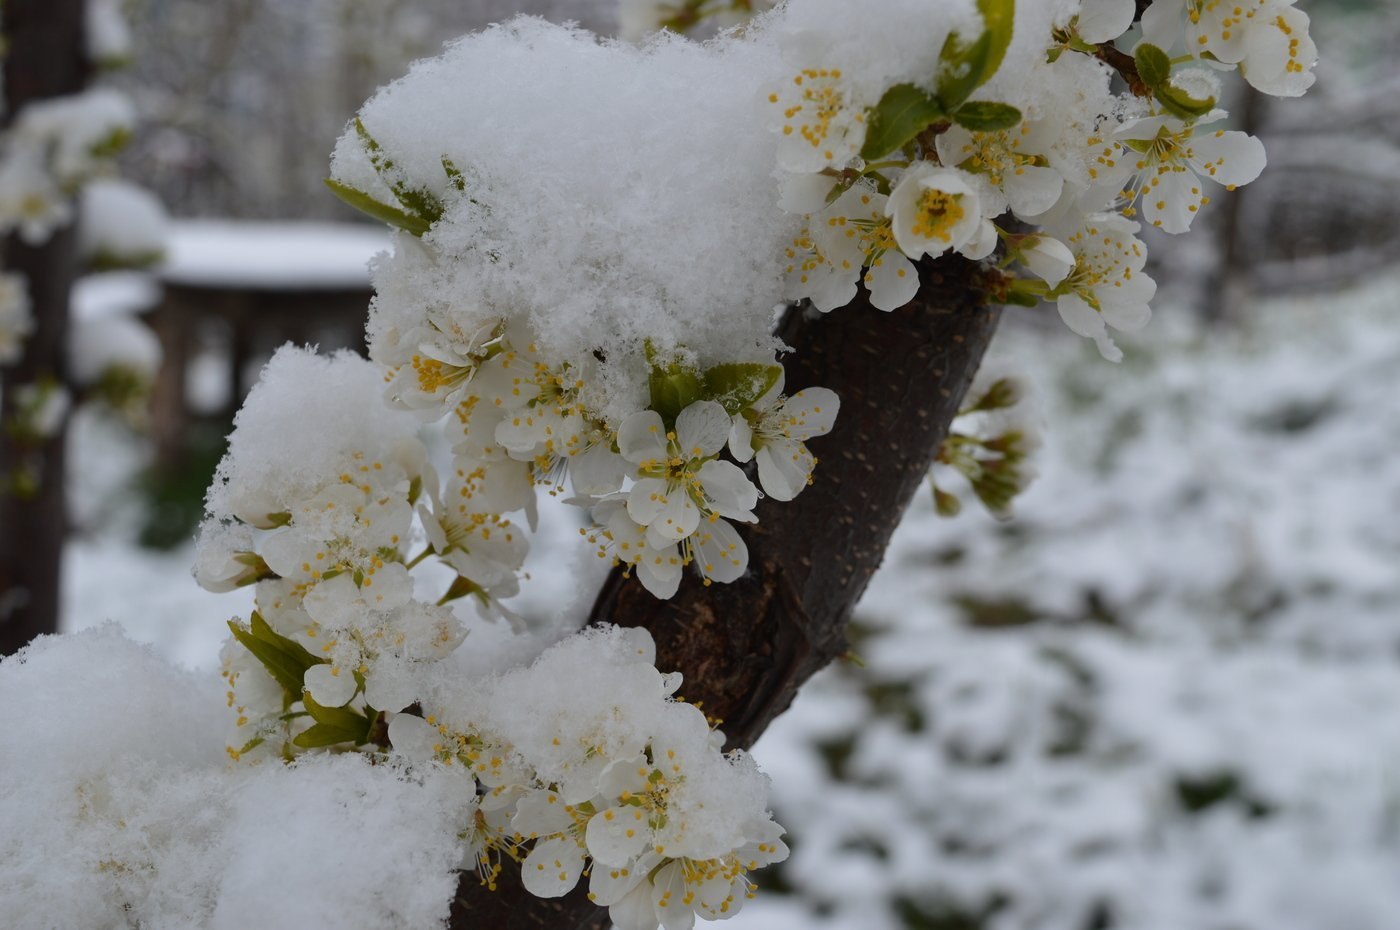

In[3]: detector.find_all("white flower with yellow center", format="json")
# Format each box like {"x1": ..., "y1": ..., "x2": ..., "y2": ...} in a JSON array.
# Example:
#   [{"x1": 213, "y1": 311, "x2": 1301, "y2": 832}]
[
  {"x1": 936, "y1": 119, "x2": 1065, "y2": 221},
  {"x1": 586, "y1": 496, "x2": 685, "y2": 600},
  {"x1": 1048, "y1": 214, "x2": 1156, "y2": 362},
  {"x1": 887, "y1": 164, "x2": 996, "y2": 261},
  {"x1": 783, "y1": 185, "x2": 920, "y2": 312},
  {"x1": 619, "y1": 401, "x2": 758, "y2": 546},
  {"x1": 1109, "y1": 110, "x2": 1265, "y2": 233},
  {"x1": 767, "y1": 67, "x2": 866, "y2": 173},
  {"x1": 381, "y1": 314, "x2": 501, "y2": 413},
  {"x1": 420, "y1": 470, "x2": 528, "y2": 599},
  {"x1": 1142, "y1": 0, "x2": 1316, "y2": 97},
  {"x1": 729, "y1": 373, "x2": 839, "y2": 502}
]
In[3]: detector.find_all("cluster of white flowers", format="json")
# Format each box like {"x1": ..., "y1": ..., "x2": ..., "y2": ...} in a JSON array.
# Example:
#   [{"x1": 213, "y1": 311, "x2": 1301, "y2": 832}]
[
  {"x1": 180, "y1": 1, "x2": 1320, "y2": 925},
  {"x1": 0, "y1": 88, "x2": 135, "y2": 245},
  {"x1": 765, "y1": 0, "x2": 1314, "y2": 360}
]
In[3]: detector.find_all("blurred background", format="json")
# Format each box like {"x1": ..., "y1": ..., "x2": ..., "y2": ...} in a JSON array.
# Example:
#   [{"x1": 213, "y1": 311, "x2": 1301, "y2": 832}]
[{"x1": 22, "y1": 0, "x2": 1400, "y2": 928}]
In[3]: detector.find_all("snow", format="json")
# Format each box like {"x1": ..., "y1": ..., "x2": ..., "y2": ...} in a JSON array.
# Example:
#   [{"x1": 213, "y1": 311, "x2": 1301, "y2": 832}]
[
  {"x1": 79, "y1": 178, "x2": 169, "y2": 268},
  {"x1": 160, "y1": 220, "x2": 387, "y2": 290}
]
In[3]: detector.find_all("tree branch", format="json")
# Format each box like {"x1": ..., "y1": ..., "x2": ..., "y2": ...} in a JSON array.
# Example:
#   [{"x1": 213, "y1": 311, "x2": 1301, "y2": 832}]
[{"x1": 448, "y1": 254, "x2": 1002, "y2": 928}]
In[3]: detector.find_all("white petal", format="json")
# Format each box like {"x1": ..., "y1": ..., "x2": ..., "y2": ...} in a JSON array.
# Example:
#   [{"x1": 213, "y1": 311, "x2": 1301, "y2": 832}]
[
  {"x1": 757, "y1": 441, "x2": 816, "y2": 502},
  {"x1": 863, "y1": 251, "x2": 919, "y2": 311},
  {"x1": 1056, "y1": 292, "x2": 1108, "y2": 341},
  {"x1": 1078, "y1": 0, "x2": 1136, "y2": 43},
  {"x1": 1188, "y1": 129, "x2": 1266, "y2": 189},
  {"x1": 569, "y1": 443, "x2": 627, "y2": 496},
  {"x1": 778, "y1": 388, "x2": 840, "y2": 441},
  {"x1": 607, "y1": 882, "x2": 661, "y2": 930},
  {"x1": 1020, "y1": 235, "x2": 1074, "y2": 288},
  {"x1": 728, "y1": 414, "x2": 756, "y2": 463},
  {"x1": 1004, "y1": 164, "x2": 1064, "y2": 219},
  {"x1": 586, "y1": 805, "x2": 652, "y2": 867},
  {"x1": 690, "y1": 518, "x2": 749, "y2": 584},
  {"x1": 304, "y1": 663, "x2": 357, "y2": 708},
  {"x1": 387, "y1": 713, "x2": 442, "y2": 762},
  {"x1": 522, "y1": 836, "x2": 588, "y2": 898},
  {"x1": 651, "y1": 861, "x2": 696, "y2": 930},
  {"x1": 675, "y1": 401, "x2": 731, "y2": 459},
  {"x1": 696, "y1": 460, "x2": 759, "y2": 520},
  {"x1": 957, "y1": 218, "x2": 999, "y2": 261},
  {"x1": 618, "y1": 410, "x2": 668, "y2": 465},
  {"x1": 627, "y1": 478, "x2": 673, "y2": 528}
]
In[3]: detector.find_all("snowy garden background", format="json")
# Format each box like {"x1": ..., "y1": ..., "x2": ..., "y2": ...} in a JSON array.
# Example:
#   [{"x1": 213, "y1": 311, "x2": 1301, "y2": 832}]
[{"x1": 5, "y1": 0, "x2": 1400, "y2": 928}]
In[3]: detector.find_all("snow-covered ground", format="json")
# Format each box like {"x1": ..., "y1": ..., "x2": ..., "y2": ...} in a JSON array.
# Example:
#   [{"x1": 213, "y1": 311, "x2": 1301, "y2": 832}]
[{"x1": 55, "y1": 276, "x2": 1400, "y2": 929}]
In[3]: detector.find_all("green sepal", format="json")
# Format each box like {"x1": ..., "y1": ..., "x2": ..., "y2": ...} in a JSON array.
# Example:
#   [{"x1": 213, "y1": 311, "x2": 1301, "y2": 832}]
[
  {"x1": 952, "y1": 101, "x2": 1023, "y2": 132},
  {"x1": 646, "y1": 348, "x2": 705, "y2": 425},
  {"x1": 438, "y1": 574, "x2": 484, "y2": 606},
  {"x1": 860, "y1": 83, "x2": 945, "y2": 161},
  {"x1": 1154, "y1": 83, "x2": 1217, "y2": 121},
  {"x1": 264, "y1": 511, "x2": 293, "y2": 528},
  {"x1": 226, "y1": 611, "x2": 324, "y2": 698},
  {"x1": 702, "y1": 363, "x2": 783, "y2": 415},
  {"x1": 302, "y1": 689, "x2": 372, "y2": 743},
  {"x1": 324, "y1": 178, "x2": 432, "y2": 236},
  {"x1": 293, "y1": 722, "x2": 367, "y2": 749},
  {"x1": 1002, "y1": 289, "x2": 1041, "y2": 308},
  {"x1": 1133, "y1": 42, "x2": 1172, "y2": 89}
]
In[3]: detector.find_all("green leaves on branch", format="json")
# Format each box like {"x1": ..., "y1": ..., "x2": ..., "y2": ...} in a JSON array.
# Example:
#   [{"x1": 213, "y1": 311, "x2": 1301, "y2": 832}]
[
  {"x1": 227, "y1": 611, "x2": 324, "y2": 700},
  {"x1": 702, "y1": 363, "x2": 783, "y2": 415},
  {"x1": 860, "y1": 84, "x2": 946, "y2": 161},
  {"x1": 323, "y1": 118, "x2": 448, "y2": 236},
  {"x1": 937, "y1": 0, "x2": 1015, "y2": 111},
  {"x1": 646, "y1": 345, "x2": 783, "y2": 424},
  {"x1": 294, "y1": 691, "x2": 376, "y2": 749},
  {"x1": 860, "y1": 0, "x2": 1018, "y2": 159},
  {"x1": 952, "y1": 100, "x2": 1023, "y2": 132},
  {"x1": 324, "y1": 178, "x2": 432, "y2": 236},
  {"x1": 1133, "y1": 43, "x2": 1171, "y2": 88},
  {"x1": 1133, "y1": 42, "x2": 1217, "y2": 120}
]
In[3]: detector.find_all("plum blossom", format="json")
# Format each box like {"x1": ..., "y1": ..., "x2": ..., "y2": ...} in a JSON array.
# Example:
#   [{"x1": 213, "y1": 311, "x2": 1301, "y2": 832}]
[
  {"x1": 1141, "y1": 0, "x2": 1317, "y2": 97},
  {"x1": 767, "y1": 67, "x2": 866, "y2": 173},
  {"x1": 1048, "y1": 214, "x2": 1156, "y2": 362},
  {"x1": 783, "y1": 185, "x2": 920, "y2": 312},
  {"x1": 936, "y1": 119, "x2": 1066, "y2": 220},
  {"x1": 619, "y1": 401, "x2": 758, "y2": 546},
  {"x1": 729, "y1": 373, "x2": 839, "y2": 502},
  {"x1": 1110, "y1": 110, "x2": 1266, "y2": 233},
  {"x1": 887, "y1": 164, "x2": 997, "y2": 261}
]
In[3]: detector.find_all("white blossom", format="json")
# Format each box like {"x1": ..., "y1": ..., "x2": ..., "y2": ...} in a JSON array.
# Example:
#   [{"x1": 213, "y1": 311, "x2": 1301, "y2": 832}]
[
  {"x1": 729, "y1": 374, "x2": 839, "y2": 502},
  {"x1": 1049, "y1": 214, "x2": 1156, "y2": 362},
  {"x1": 767, "y1": 67, "x2": 866, "y2": 174},
  {"x1": 887, "y1": 165, "x2": 993, "y2": 261}
]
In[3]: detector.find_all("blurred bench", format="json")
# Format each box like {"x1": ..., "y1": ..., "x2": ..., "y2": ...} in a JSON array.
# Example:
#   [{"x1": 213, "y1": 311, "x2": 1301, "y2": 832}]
[{"x1": 148, "y1": 220, "x2": 386, "y2": 470}]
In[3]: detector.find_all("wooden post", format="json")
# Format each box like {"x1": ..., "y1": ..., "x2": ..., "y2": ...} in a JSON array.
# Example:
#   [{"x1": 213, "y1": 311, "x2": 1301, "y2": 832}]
[{"x1": 0, "y1": 0, "x2": 89, "y2": 655}]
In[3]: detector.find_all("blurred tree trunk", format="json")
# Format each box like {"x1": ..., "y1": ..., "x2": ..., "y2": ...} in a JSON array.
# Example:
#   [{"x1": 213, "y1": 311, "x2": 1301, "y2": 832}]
[
  {"x1": 1203, "y1": 86, "x2": 1266, "y2": 325},
  {"x1": 0, "y1": 0, "x2": 88, "y2": 655},
  {"x1": 448, "y1": 256, "x2": 1002, "y2": 929}
]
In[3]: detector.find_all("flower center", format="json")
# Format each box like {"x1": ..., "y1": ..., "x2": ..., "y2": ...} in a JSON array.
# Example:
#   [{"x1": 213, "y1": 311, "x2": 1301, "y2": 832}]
[{"x1": 911, "y1": 189, "x2": 965, "y2": 242}]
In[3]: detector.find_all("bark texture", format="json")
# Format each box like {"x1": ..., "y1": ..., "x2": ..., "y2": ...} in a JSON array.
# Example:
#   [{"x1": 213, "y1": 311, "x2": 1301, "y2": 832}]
[
  {"x1": 449, "y1": 255, "x2": 1002, "y2": 929},
  {"x1": 0, "y1": 0, "x2": 89, "y2": 655}
]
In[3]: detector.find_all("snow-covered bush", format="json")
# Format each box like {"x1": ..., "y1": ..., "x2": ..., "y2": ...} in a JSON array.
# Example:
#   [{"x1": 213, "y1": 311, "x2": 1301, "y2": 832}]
[{"x1": 1, "y1": 1, "x2": 1320, "y2": 927}]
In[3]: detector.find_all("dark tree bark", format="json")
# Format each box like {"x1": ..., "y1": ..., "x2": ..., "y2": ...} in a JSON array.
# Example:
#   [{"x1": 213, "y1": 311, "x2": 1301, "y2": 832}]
[
  {"x1": 449, "y1": 255, "x2": 1002, "y2": 929},
  {"x1": 0, "y1": 0, "x2": 89, "y2": 655}
]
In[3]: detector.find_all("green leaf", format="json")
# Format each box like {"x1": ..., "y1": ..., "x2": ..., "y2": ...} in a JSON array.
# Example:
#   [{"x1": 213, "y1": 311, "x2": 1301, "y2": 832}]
[
  {"x1": 302, "y1": 690, "x2": 372, "y2": 742},
  {"x1": 976, "y1": 0, "x2": 1016, "y2": 86},
  {"x1": 952, "y1": 101, "x2": 1023, "y2": 132},
  {"x1": 1155, "y1": 83, "x2": 1217, "y2": 121},
  {"x1": 441, "y1": 156, "x2": 467, "y2": 193},
  {"x1": 293, "y1": 722, "x2": 366, "y2": 749},
  {"x1": 1133, "y1": 42, "x2": 1172, "y2": 89},
  {"x1": 859, "y1": 84, "x2": 946, "y2": 161},
  {"x1": 702, "y1": 363, "x2": 783, "y2": 415},
  {"x1": 226, "y1": 612, "x2": 325, "y2": 697},
  {"x1": 937, "y1": 0, "x2": 1015, "y2": 111},
  {"x1": 324, "y1": 178, "x2": 432, "y2": 236}
]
